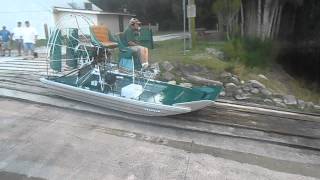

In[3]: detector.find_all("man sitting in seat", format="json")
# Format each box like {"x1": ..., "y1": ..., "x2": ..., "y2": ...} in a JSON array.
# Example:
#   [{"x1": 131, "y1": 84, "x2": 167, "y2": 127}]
[{"x1": 123, "y1": 18, "x2": 149, "y2": 69}]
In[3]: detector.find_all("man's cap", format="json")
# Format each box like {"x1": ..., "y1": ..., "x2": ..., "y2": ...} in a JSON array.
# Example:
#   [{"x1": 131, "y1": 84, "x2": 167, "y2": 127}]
[{"x1": 129, "y1": 18, "x2": 141, "y2": 25}]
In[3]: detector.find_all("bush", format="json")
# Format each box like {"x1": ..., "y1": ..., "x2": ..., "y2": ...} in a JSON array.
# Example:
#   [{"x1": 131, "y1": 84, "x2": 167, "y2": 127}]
[{"x1": 223, "y1": 37, "x2": 278, "y2": 68}]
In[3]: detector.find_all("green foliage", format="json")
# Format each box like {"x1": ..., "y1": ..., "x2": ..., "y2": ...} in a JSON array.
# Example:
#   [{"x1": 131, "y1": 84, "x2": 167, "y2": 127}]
[
  {"x1": 212, "y1": 0, "x2": 241, "y2": 17},
  {"x1": 223, "y1": 38, "x2": 278, "y2": 68},
  {"x1": 212, "y1": 0, "x2": 241, "y2": 22}
]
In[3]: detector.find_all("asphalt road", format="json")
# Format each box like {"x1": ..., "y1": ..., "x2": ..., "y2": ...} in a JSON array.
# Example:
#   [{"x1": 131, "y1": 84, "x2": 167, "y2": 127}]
[{"x1": 0, "y1": 98, "x2": 319, "y2": 180}]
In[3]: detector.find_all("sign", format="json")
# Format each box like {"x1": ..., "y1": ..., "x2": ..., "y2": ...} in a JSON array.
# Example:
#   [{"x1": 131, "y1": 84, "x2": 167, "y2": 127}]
[{"x1": 187, "y1": 5, "x2": 196, "y2": 18}]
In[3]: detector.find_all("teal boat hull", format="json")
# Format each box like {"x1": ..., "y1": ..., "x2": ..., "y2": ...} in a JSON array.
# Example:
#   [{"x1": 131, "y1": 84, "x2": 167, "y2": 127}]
[{"x1": 40, "y1": 72, "x2": 221, "y2": 116}]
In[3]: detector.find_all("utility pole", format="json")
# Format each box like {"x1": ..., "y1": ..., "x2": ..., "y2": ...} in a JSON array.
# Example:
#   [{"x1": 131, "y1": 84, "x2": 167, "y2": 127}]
[
  {"x1": 183, "y1": 0, "x2": 186, "y2": 55},
  {"x1": 187, "y1": 0, "x2": 196, "y2": 49}
]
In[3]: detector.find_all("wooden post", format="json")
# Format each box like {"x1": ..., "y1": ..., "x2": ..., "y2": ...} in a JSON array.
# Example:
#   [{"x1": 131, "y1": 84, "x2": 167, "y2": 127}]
[
  {"x1": 44, "y1": 24, "x2": 49, "y2": 40},
  {"x1": 188, "y1": 0, "x2": 197, "y2": 49}
]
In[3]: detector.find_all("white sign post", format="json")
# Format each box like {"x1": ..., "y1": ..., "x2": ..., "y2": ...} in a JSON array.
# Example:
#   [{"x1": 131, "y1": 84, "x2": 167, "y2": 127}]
[
  {"x1": 187, "y1": 5, "x2": 196, "y2": 18},
  {"x1": 187, "y1": 0, "x2": 196, "y2": 49},
  {"x1": 183, "y1": 0, "x2": 186, "y2": 55}
]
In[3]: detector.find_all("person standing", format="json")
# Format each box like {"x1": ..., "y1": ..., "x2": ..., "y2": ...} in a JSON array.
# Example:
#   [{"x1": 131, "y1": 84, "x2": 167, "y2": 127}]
[
  {"x1": 22, "y1": 21, "x2": 38, "y2": 59},
  {"x1": 0, "y1": 26, "x2": 12, "y2": 56},
  {"x1": 12, "y1": 22, "x2": 23, "y2": 56}
]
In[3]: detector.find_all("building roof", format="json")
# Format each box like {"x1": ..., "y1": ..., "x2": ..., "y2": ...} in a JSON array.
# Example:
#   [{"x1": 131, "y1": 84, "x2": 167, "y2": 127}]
[{"x1": 53, "y1": 7, "x2": 135, "y2": 16}]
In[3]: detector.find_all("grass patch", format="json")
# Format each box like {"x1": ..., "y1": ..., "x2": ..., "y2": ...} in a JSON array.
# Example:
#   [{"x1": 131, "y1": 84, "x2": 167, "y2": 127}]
[
  {"x1": 151, "y1": 39, "x2": 228, "y2": 74},
  {"x1": 151, "y1": 38, "x2": 320, "y2": 104}
]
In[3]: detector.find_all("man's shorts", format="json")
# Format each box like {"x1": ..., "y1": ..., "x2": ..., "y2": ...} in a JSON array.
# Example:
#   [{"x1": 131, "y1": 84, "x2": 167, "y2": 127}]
[
  {"x1": 2, "y1": 42, "x2": 11, "y2": 49},
  {"x1": 24, "y1": 43, "x2": 35, "y2": 51}
]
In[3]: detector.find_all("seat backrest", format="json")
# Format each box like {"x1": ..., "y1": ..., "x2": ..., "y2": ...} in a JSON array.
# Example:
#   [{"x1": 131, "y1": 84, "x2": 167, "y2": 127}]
[
  {"x1": 90, "y1": 25, "x2": 111, "y2": 44},
  {"x1": 117, "y1": 32, "x2": 127, "y2": 48}
]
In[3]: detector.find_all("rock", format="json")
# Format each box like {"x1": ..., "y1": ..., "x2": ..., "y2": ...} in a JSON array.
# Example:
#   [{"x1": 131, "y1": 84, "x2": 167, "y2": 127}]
[
  {"x1": 250, "y1": 88, "x2": 260, "y2": 94},
  {"x1": 297, "y1": 99, "x2": 306, "y2": 110},
  {"x1": 306, "y1": 102, "x2": 315, "y2": 110},
  {"x1": 167, "y1": 81, "x2": 177, "y2": 85},
  {"x1": 234, "y1": 94, "x2": 250, "y2": 100},
  {"x1": 185, "y1": 74, "x2": 223, "y2": 86},
  {"x1": 161, "y1": 61, "x2": 174, "y2": 72},
  {"x1": 220, "y1": 72, "x2": 232, "y2": 79},
  {"x1": 273, "y1": 98, "x2": 283, "y2": 103},
  {"x1": 242, "y1": 84, "x2": 251, "y2": 92},
  {"x1": 241, "y1": 80, "x2": 245, "y2": 84},
  {"x1": 248, "y1": 80, "x2": 266, "y2": 89},
  {"x1": 225, "y1": 83, "x2": 238, "y2": 96},
  {"x1": 235, "y1": 89, "x2": 244, "y2": 95},
  {"x1": 179, "y1": 83, "x2": 193, "y2": 88},
  {"x1": 206, "y1": 48, "x2": 225, "y2": 60},
  {"x1": 150, "y1": 62, "x2": 160, "y2": 72},
  {"x1": 264, "y1": 99, "x2": 274, "y2": 106},
  {"x1": 275, "y1": 102, "x2": 287, "y2": 108},
  {"x1": 283, "y1": 95, "x2": 297, "y2": 105},
  {"x1": 163, "y1": 72, "x2": 175, "y2": 81},
  {"x1": 219, "y1": 91, "x2": 226, "y2": 97},
  {"x1": 230, "y1": 76, "x2": 240, "y2": 85},
  {"x1": 258, "y1": 74, "x2": 269, "y2": 80},
  {"x1": 260, "y1": 88, "x2": 273, "y2": 97}
]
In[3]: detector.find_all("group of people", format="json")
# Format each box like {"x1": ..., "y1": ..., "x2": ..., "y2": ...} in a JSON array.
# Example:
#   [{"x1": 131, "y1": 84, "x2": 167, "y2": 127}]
[{"x1": 0, "y1": 21, "x2": 38, "y2": 58}]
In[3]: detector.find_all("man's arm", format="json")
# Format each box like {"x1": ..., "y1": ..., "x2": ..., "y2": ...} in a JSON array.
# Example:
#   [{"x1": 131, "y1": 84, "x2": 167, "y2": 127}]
[{"x1": 128, "y1": 41, "x2": 139, "y2": 46}]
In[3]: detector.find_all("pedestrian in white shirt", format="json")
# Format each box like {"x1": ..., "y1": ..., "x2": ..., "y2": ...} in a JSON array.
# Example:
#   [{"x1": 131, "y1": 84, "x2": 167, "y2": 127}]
[
  {"x1": 23, "y1": 21, "x2": 38, "y2": 59},
  {"x1": 12, "y1": 22, "x2": 23, "y2": 56}
]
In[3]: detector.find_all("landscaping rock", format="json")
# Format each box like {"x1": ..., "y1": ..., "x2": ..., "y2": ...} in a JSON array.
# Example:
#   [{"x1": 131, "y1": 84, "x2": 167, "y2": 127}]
[
  {"x1": 264, "y1": 99, "x2": 274, "y2": 106},
  {"x1": 248, "y1": 80, "x2": 266, "y2": 89},
  {"x1": 235, "y1": 89, "x2": 244, "y2": 95},
  {"x1": 306, "y1": 102, "x2": 315, "y2": 110},
  {"x1": 230, "y1": 76, "x2": 240, "y2": 85},
  {"x1": 219, "y1": 91, "x2": 226, "y2": 97},
  {"x1": 179, "y1": 83, "x2": 193, "y2": 88},
  {"x1": 225, "y1": 83, "x2": 238, "y2": 96},
  {"x1": 283, "y1": 95, "x2": 297, "y2": 105},
  {"x1": 272, "y1": 98, "x2": 283, "y2": 103},
  {"x1": 161, "y1": 61, "x2": 174, "y2": 72},
  {"x1": 220, "y1": 72, "x2": 232, "y2": 79},
  {"x1": 250, "y1": 88, "x2": 260, "y2": 94},
  {"x1": 275, "y1": 102, "x2": 287, "y2": 108},
  {"x1": 220, "y1": 72, "x2": 233, "y2": 83},
  {"x1": 260, "y1": 88, "x2": 273, "y2": 97},
  {"x1": 163, "y1": 72, "x2": 175, "y2": 81},
  {"x1": 168, "y1": 81, "x2": 177, "y2": 85},
  {"x1": 151, "y1": 62, "x2": 160, "y2": 72},
  {"x1": 242, "y1": 84, "x2": 251, "y2": 92},
  {"x1": 206, "y1": 48, "x2": 225, "y2": 60},
  {"x1": 185, "y1": 74, "x2": 223, "y2": 86},
  {"x1": 234, "y1": 94, "x2": 250, "y2": 100},
  {"x1": 297, "y1": 99, "x2": 306, "y2": 110},
  {"x1": 258, "y1": 74, "x2": 269, "y2": 80}
]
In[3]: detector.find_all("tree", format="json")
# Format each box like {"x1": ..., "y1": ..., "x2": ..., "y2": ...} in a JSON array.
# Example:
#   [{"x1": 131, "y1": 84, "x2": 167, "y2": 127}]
[
  {"x1": 240, "y1": 0, "x2": 304, "y2": 40},
  {"x1": 212, "y1": 0, "x2": 241, "y2": 40}
]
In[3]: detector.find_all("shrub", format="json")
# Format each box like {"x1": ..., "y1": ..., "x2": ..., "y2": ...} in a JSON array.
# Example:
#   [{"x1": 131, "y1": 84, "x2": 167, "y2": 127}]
[{"x1": 223, "y1": 37, "x2": 278, "y2": 68}]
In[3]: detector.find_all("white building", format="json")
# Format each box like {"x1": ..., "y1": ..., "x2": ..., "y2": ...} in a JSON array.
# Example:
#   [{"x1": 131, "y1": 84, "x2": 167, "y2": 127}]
[{"x1": 0, "y1": 0, "x2": 134, "y2": 39}]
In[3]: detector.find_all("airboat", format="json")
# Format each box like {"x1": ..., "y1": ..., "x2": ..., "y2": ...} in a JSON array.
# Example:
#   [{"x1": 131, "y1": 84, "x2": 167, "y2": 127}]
[{"x1": 40, "y1": 14, "x2": 222, "y2": 116}]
